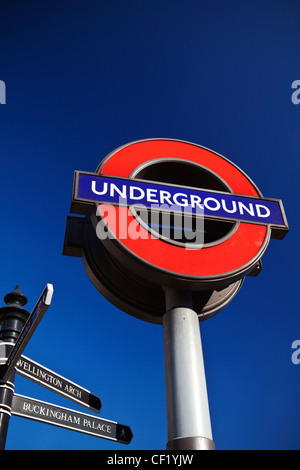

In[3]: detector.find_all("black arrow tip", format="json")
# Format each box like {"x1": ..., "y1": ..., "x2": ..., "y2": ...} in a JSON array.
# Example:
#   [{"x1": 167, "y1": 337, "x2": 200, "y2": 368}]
[
  {"x1": 89, "y1": 394, "x2": 102, "y2": 413},
  {"x1": 116, "y1": 423, "x2": 133, "y2": 444}
]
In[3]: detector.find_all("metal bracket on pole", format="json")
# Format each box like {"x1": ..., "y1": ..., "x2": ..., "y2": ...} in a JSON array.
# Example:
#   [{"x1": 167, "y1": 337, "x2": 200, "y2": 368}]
[{"x1": 163, "y1": 288, "x2": 215, "y2": 450}]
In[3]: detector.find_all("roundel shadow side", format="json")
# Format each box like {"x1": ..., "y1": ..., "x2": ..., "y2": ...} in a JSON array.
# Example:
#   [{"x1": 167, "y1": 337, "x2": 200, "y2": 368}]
[{"x1": 77, "y1": 215, "x2": 244, "y2": 324}]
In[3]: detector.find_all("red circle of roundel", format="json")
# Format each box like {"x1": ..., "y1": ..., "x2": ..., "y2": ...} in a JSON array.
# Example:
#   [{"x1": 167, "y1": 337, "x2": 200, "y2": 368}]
[{"x1": 96, "y1": 139, "x2": 269, "y2": 278}]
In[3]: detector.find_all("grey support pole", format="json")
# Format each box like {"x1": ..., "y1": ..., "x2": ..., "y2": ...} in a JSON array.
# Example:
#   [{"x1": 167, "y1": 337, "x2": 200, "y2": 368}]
[
  {"x1": 0, "y1": 286, "x2": 30, "y2": 449},
  {"x1": 163, "y1": 289, "x2": 215, "y2": 450}
]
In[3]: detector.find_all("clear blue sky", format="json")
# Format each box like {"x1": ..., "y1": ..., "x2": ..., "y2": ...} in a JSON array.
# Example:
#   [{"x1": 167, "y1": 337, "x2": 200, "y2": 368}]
[{"x1": 0, "y1": 0, "x2": 299, "y2": 450}]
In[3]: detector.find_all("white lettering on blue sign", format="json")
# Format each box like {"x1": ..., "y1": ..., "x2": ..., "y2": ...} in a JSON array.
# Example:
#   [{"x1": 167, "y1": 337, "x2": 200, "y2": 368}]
[{"x1": 76, "y1": 173, "x2": 285, "y2": 227}]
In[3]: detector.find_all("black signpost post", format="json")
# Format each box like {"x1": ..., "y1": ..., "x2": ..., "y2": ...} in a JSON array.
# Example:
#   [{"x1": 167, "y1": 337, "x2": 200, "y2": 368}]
[
  {"x1": 0, "y1": 286, "x2": 31, "y2": 449},
  {"x1": 0, "y1": 284, "x2": 53, "y2": 385}
]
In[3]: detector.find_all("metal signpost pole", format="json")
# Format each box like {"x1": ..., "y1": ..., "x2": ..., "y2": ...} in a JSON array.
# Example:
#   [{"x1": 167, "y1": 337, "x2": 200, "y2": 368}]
[
  {"x1": 0, "y1": 286, "x2": 30, "y2": 450},
  {"x1": 163, "y1": 289, "x2": 215, "y2": 450}
]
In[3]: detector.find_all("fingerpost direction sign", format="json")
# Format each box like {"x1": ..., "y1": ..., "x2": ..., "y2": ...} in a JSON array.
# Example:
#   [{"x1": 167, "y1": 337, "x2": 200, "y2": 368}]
[
  {"x1": 15, "y1": 355, "x2": 102, "y2": 413},
  {"x1": 11, "y1": 394, "x2": 133, "y2": 445}
]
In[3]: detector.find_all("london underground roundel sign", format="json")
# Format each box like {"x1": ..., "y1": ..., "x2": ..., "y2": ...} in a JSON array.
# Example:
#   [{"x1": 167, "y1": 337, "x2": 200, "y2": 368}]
[{"x1": 65, "y1": 138, "x2": 288, "y2": 323}]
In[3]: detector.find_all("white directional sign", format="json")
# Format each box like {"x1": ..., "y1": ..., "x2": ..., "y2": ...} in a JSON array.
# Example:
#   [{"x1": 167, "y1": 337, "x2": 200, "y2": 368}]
[
  {"x1": 0, "y1": 284, "x2": 53, "y2": 383},
  {"x1": 15, "y1": 355, "x2": 102, "y2": 413},
  {"x1": 11, "y1": 394, "x2": 133, "y2": 444}
]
